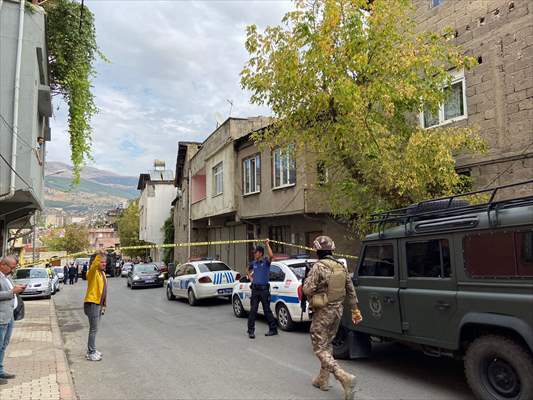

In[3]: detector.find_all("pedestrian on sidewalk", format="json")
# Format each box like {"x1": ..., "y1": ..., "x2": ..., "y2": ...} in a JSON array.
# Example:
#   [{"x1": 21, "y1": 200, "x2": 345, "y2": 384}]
[
  {"x1": 83, "y1": 251, "x2": 107, "y2": 361},
  {"x1": 246, "y1": 239, "x2": 278, "y2": 339},
  {"x1": 0, "y1": 256, "x2": 26, "y2": 385},
  {"x1": 63, "y1": 265, "x2": 69, "y2": 284},
  {"x1": 68, "y1": 262, "x2": 77, "y2": 285}
]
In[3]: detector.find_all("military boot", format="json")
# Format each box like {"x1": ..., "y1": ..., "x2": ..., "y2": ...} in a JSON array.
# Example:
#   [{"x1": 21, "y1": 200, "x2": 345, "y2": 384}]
[
  {"x1": 333, "y1": 369, "x2": 357, "y2": 400},
  {"x1": 312, "y1": 368, "x2": 330, "y2": 391}
]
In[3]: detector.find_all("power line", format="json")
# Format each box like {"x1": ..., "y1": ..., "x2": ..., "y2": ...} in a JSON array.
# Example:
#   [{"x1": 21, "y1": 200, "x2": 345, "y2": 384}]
[
  {"x1": 0, "y1": 151, "x2": 33, "y2": 190},
  {"x1": 0, "y1": 112, "x2": 38, "y2": 152},
  {"x1": 483, "y1": 140, "x2": 533, "y2": 189}
]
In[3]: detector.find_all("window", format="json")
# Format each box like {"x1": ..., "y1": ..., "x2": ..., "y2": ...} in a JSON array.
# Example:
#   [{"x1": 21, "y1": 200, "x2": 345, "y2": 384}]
[
  {"x1": 269, "y1": 265, "x2": 286, "y2": 282},
  {"x1": 243, "y1": 154, "x2": 261, "y2": 195},
  {"x1": 317, "y1": 161, "x2": 329, "y2": 185},
  {"x1": 273, "y1": 146, "x2": 296, "y2": 188},
  {"x1": 197, "y1": 262, "x2": 230, "y2": 272},
  {"x1": 421, "y1": 70, "x2": 467, "y2": 128},
  {"x1": 358, "y1": 244, "x2": 395, "y2": 277},
  {"x1": 212, "y1": 162, "x2": 223, "y2": 196},
  {"x1": 147, "y1": 184, "x2": 155, "y2": 197},
  {"x1": 269, "y1": 226, "x2": 290, "y2": 253},
  {"x1": 406, "y1": 239, "x2": 451, "y2": 278},
  {"x1": 431, "y1": 0, "x2": 443, "y2": 7}
]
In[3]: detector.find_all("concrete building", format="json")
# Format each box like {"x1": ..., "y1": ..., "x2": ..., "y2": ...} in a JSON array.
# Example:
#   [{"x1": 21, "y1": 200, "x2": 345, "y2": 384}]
[
  {"x1": 172, "y1": 118, "x2": 357, "y2": 273},
  {"x1": 88, "y1": 227, "x2": 120, "y2": 250},
  {"x1": 0, "y1": 1, "x2": 52, "y2": 256},
  {"x1": 138, "y1": 160, "x2": 176, "y2": 261},
  {"x1": 413, "y1": 0, "x2": 533, "y2": 195}
]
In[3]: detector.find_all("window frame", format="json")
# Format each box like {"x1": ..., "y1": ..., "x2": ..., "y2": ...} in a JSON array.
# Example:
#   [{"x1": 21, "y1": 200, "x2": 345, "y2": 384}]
[
  {"x1": 212, "y1": 162, "x2": 224, "y2": 197},
  {"x1": 242, "y1": 153, "x2": 261, "y2": 196},
  {"x1": 357, "y1": 243, "x2": 396, "y2": 279},
  {"x1": 405, "y1": 238, "x2": 452, "y2": 279},
  {"x1": 420, "y1": 69, "x2": 468, "y2": 129},
  {"x1": 272, "y1": 146, "x2": 296, "y2": 189},
  {"x1": 269, "y1": 264, "x2": 286, "y2": 282}
]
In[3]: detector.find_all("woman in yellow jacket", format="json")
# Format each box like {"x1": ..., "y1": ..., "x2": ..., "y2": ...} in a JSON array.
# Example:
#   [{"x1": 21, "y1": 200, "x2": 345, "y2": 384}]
[{"x1": 83, "y1": 252, "x2": 107, "y2": 362}]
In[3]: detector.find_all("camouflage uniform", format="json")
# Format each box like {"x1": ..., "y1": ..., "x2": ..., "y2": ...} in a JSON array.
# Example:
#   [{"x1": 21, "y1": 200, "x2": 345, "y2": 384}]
[{"x1": 303, "y1": 257, "x2": 358, "y2": 392}]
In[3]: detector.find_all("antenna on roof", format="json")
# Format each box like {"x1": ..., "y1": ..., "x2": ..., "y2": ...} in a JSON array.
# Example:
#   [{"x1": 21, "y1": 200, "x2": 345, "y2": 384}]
[
  {"x1": 215, "y1": 112, "x2": 224, "y2": 128},
  {"x1": 226, "y1": 99, "x2": 234, "y2": 117}
]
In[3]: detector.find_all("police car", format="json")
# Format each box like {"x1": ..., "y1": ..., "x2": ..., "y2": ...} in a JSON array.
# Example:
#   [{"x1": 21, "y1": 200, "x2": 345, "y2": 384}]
[
  {"x1": 231, "y1": 257, "x2": 317, "y2": 331},
  {"x1": 166, "y1": 260, "x2": 241, "y2": 306}
]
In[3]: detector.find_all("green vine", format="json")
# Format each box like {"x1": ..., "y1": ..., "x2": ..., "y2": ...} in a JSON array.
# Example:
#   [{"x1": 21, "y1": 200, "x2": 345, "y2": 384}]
[{"x1": 43, "y1": 0, "x2": 106, "y2": 182}]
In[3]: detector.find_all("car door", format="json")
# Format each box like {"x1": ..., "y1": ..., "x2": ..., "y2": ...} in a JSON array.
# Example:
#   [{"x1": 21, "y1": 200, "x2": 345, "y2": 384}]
[
  {"x1": 172, "y1": 265, "x2": 187, "y2": 297},
  {"x1": 240, "y1": 277, "x2": 252, "y2": 311},
  {"x1": 354, "y1": 241, "x2": 403, "y2": 334},
  {"x1": 269, "y1": 264, "x2": 286, "y2": 315},
  {"x1": 398, "y1": 236, "x2": 458, "y2": 347}
]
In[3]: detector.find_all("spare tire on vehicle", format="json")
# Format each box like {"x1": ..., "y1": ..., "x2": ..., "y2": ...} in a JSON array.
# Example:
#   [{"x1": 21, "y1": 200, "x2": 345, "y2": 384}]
[{"x1": 406, "y1": 199, "x2": 470, "y2": 216}]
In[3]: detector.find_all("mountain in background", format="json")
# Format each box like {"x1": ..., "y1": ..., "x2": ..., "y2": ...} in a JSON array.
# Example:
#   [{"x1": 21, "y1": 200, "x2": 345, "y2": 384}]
[{"x1": 45, "y1": 161, "x2": 139, "y2": 214}]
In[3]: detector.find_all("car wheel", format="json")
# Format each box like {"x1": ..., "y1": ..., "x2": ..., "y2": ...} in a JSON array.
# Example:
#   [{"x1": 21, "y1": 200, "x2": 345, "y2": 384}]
[
  {"x1": 127, "y1": 280, "x2": 130, "y2": 288},
  {"x1": 332, "y1": 325, "x2": 350, "y2": 359},
  {"x1": 232, "y1": 295, "x2": 246, "y2": 318},
  {"x1": 465, "y1": 335, "x2": 533, "y2": 400},
  {"x1": 167, "y1": 286, "x2": 175, "y2": 300},
  {"x1": 187, "y1": 289, "x2": 197, "y2": 306},
  {"x1": 276, "y1": 304, "x2": 295, "y2": 331}
]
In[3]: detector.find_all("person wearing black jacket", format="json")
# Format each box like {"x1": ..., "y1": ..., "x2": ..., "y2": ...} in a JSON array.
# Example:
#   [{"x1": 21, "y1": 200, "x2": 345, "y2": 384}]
[{"x1": 68, "y1": 263, "x2": 77, "y2": 285}]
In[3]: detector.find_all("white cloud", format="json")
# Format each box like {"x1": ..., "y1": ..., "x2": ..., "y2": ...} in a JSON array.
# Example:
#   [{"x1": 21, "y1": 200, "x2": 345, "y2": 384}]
[{"x1": 47, "y1": 0, "x2": 293, "y2": 176}]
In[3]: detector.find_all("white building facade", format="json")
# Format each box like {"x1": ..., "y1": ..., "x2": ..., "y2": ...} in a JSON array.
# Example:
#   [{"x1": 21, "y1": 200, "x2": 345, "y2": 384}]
[{"x1": 137, "y1": 160, "x2": 176, "y2": 261}]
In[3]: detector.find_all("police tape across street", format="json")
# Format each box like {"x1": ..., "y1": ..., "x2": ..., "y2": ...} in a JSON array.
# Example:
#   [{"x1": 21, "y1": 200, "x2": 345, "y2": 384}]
[{"x1": 19, "y1": 239, "x2": 358, "y2": 268}]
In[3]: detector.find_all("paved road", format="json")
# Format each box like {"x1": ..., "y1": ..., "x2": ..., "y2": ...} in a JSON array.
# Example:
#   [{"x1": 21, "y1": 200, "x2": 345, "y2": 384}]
[{"x1": 54, "y1": 278, "x2": 473, "y2": 400}]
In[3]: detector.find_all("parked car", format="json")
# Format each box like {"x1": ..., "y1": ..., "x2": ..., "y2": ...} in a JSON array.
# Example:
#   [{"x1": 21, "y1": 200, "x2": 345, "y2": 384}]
[
  {"x1": 13, "y1": 267, "x2": 53, "y2": 299},
  {"x1": 127, "y1": 263, "x2": 165, "y2": 289},
  {"x1": 121, "y1": 262, "x2": 133, "y2": 277},
  {"x1": 232, "y1": 257, "x2": 315, "y2": 331},
  {"x1": 166, "y1": 260, "x2": 240, "y2": 306},
  {"x1": 152, "y1": 261, "x2": 168, "y2": 279},
  {"x1": 47, "y1": 267, "x2": 60, "y2": 294},
  {"x1": 334, "y1": 180, "x2": 533, "y2": 400},
  {"x1": 53, "y1": 266, "x2": 65, "y2": 283}
]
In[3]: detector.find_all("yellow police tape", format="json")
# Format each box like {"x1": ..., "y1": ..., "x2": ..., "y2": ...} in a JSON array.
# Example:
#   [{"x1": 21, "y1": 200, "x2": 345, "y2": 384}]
[{"x1": 19, "y1": 239, "x2": 358, "y2": 267}]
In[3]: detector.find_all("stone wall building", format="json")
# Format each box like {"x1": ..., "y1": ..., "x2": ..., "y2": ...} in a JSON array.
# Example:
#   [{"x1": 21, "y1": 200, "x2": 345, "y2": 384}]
[{"x1": 413, "y1": 0, "x2": 533, "y2": 196}]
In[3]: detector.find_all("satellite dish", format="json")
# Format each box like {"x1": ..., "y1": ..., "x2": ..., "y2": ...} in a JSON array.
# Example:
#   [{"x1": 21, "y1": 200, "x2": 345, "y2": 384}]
[{"x1": 215, "y1": 112, "x2": 225, "y2": 127}]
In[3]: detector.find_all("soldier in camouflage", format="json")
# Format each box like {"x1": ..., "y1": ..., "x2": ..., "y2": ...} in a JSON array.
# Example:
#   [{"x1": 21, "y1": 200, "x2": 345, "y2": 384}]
[{"x1": 303, "y1": 236, "x2": 363, "y2": 400}]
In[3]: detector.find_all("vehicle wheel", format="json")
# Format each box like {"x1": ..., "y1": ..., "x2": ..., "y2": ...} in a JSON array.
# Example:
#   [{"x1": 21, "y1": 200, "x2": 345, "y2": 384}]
[
  {"x1": 44, "y1": 294, "x2": 52, "y2": 299},
  {"x1": 232, "y1": 295, "x2": 246, "y2": 318},
  {"x1": 167, "y1": 286, "x2": 175, "y2": 300},
  {"x1": 187, "y1": 289, "x2": 197, "y2": 306},
  {"x1": 127, "y1": 281, "x2": 130, "y2": 288},
  {"x1": 465, "y1": 334, "x2": 533, "y2": 400},
  {"x1": 332, "y1": 325, "x2": 351, "y2": 359},
  {"x1": 276, "y1": 304, "x2": 295, "y2": 331}
]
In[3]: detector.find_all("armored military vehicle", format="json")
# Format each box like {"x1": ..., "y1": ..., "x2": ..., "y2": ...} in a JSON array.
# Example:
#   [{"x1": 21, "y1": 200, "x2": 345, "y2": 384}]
[{"x1": 334, "y1": 180, "x2": 533, "y2": 400}]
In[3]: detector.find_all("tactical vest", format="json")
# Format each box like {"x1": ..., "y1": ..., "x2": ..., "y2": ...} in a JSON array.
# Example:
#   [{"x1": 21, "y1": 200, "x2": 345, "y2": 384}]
[{"x1": 323, "y1": 259, "x2": 347, "y2": 303}]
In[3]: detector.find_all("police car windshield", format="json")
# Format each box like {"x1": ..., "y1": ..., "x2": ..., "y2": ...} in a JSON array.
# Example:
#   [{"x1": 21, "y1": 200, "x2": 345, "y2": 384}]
[
  {"x1": 197, "y1": 262, "x2": 230, "y2": 272},
  {"x1": 288, "y1": 263, "x2": 312, "y2": 279}
]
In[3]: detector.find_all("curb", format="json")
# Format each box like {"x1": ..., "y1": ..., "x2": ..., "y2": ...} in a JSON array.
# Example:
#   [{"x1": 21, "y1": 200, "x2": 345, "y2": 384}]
[{"x1": 50, "y1": 299, "x2": 78, "y2": 400}]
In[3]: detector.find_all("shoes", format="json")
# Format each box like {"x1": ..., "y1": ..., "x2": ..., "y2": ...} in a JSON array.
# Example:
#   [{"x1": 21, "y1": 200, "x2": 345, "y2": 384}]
[
  {"x1": 265, "y1": 330, "x2": 278, "y2": 337},
  {"x1": 85, "y1": 352, "x2": 102, "y2": 361},
  {"x1": 312, "y1": 368, "x2": 330, "y2": 391},
  {"x1": 95, "y1": 350, "x2": 103, "y2": 358},
  {"x1": 334, "y1": 369, "x2": 357, "y2": 400},
  {"x1": 248, "y1": 331, "x2": 255, "y2": 339},
  {"x1": 0, "y1": 372, "x2": 15, "y2": 379},
  {"x1": 0, "y1": 377, "x2": 7, "y2": 385}
]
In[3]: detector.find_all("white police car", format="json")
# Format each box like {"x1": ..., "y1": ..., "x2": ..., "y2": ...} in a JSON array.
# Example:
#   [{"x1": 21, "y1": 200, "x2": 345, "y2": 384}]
[
  {"x1": 166, "y1": 260, "x2": 241, "y2": 306},
  {"x1": 232, "y1": 257, "x2": 317, "y2": 331}
]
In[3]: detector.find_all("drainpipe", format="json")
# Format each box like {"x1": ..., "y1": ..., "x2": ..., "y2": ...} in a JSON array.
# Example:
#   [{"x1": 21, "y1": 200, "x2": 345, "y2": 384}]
[
  {"x1": 0, "y1": 0, "x2": 25, "y2": 201},
  {"x1": 187, "y1": 169, "x2": 192, "y2": 259}
]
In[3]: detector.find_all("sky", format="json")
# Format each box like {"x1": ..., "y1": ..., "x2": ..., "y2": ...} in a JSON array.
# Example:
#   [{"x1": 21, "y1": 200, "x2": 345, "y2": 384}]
[{"x1": 47, "y1": 0, "x2": 293, "y2": 177}]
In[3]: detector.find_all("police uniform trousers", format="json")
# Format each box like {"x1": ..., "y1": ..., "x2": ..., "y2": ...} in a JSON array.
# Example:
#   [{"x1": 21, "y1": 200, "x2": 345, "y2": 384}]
[
  {"x1": 247, "y1": 284, "x2": 277, "y2": 333},
  {"x1": 309, "y1": 302, "x2": 343, "y2": 373}
]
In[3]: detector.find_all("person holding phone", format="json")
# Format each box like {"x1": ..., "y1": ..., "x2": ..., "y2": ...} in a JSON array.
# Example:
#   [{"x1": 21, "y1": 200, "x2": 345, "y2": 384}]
[{"x1": 0, "y1": 256, "x2": 25, "y2": 384}]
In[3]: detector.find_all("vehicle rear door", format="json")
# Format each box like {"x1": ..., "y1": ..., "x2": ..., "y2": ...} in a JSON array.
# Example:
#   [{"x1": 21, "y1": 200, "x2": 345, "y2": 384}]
[
  {"x1": 398, "y1": 236, "x2": 458, "y2": 347},
  {"x1": 354, "y1": 241, "x2": 403, "y2": 334},
  {"x1": 269, "y1": 264, "x2": 286, "y2": 315},
  {"x1": 174, "y1": 265, "x2": 189, "y2": 297}
]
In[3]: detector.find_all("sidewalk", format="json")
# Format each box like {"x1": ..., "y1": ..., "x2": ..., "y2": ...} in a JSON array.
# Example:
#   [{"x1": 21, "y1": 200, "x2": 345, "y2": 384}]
[{"x1": 0, "y1": 299, "x2": 76, "y2": 400}]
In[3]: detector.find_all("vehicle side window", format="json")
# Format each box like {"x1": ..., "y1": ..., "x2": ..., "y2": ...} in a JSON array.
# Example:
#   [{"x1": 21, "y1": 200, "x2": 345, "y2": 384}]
[
  {"x1": 406, "y1": 239, "x2": 450, "y2": 278},
  {"x1": 269, "y1": 265, "x2": 285, "y2": 282},
  {"x1": 358, "y1": 244, "x2": 394, "y2": 277},
  {"x1": 176, "y1": 265, "x2": 187, "y2": 277},
  {"x1": 186, "y1": 266, "x2": 197, "y2": 275}
]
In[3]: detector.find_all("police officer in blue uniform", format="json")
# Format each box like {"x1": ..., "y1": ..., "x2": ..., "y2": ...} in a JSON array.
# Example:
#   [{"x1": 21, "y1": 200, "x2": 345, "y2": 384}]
[{"x1": 247, "y1": 239, "x2": 278, "y2": 339}]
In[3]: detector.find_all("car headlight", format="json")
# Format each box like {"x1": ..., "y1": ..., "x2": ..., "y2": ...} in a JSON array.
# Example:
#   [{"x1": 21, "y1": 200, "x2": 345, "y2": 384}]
[
  {"x1": 158, "y1": 274, "x2": 165, "y2": 279},
  {"x1": 133, "y1": 275, "x2": 140, "y2": 281}
]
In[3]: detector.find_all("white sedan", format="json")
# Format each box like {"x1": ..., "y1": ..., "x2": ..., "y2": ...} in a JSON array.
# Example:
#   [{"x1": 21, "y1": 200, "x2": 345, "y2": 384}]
[
  {"x1": 232, "y1": 258, "x2": 316, "y2": 331},
  {"x1": 166, "y1": 260, "x2": 241, "y2": 306}
]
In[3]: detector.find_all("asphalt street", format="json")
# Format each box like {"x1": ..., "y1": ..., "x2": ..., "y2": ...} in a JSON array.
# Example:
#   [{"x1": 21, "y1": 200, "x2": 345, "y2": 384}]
[{"x1": 54, "y1": 278, "x2": 473, "y2": 400}]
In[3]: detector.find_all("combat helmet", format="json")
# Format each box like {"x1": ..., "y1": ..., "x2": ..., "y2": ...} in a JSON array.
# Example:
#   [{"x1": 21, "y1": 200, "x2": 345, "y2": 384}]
[{"x1": 313, "y1": 235, "x2": 335, "y2": 251}]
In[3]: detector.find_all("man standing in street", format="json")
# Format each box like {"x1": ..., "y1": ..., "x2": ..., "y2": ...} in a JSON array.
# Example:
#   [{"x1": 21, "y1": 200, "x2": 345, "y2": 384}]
[
  {"x1": 63, "y1": 264, "x2": 69, "y2": 284},
  {"x1": 247, "y1": 239, "x2": 278, "y2": 339},
  {"x1": 303, "y1": 236, "x2": 363, "y2": 400},
  {"x1": 83, "y1": 251, "x2": 107, "y2": 361},
  {"x1": 68, "y1": 262, "x2": 77, "y2": 285},
  {"x1": 0, "y1": 256, "x2": 26, "y2": 384}
]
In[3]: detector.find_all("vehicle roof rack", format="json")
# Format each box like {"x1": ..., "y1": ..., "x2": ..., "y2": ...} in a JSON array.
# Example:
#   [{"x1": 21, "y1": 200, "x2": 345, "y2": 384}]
[{"x1": 370, "y1": 179, "x2": 533, "y2": 237}]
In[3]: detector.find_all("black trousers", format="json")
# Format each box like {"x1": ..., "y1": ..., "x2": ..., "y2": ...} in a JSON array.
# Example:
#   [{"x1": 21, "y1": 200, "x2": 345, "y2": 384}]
[
  {"x1": 247, "y1": 287, "x2": 277, "y2": 333},
  {"x1": 69, "y1": 276, "x2": 75, "y2": 284}
]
